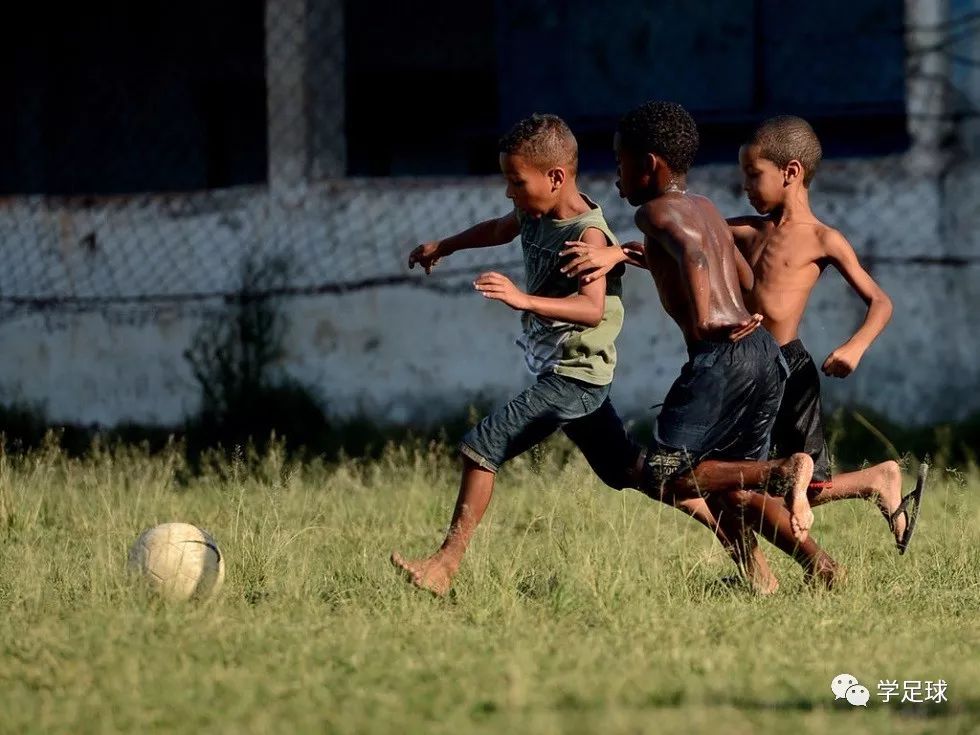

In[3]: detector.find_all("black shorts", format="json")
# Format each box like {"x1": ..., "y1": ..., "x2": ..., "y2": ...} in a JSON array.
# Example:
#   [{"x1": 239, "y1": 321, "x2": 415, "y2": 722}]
[
  {"x1": 770, "y1": 339, "x2": 832, "y2": 486},
  {"x1": 641, "y1": 328, "x2": 788, "y2": 491}
]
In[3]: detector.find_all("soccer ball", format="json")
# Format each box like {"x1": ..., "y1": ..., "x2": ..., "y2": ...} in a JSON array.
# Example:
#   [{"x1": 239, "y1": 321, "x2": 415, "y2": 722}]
[{"x1": 128, "y1": 522, "x2": 226, "y2": 601}]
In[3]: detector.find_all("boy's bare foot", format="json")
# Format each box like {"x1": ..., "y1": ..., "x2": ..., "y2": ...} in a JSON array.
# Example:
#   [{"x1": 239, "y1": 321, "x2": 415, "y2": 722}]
[
  {"x1": 780, "y1": 453, "x2": 815, "y2": 543},
  {"x1": 869, "y1": 461, "x2": 906, "y2": 546},
  {"x1": 745, "y1": 565, "x2": 780, "y2": 596},
  {"x1": 804, "y1": 554, "x2": 846, "y2": 590},
  {"x1": 742, "y1": 544, "x2": 780, "y2": 595},
  {"x1": 390, "y1": 551, "x2": 458, "y2": 596}
]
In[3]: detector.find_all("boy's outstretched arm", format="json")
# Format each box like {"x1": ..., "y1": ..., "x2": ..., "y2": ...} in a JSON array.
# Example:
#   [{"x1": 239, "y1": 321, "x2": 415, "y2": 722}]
[
  {"x1": 821, "y1": 229, "x2": 893, "y2": 378},
  {"x1": 475, "y1": 227, "x2": 608, "y2": 327},
  {"x1": 408, "y1": 211, "x2": 520, "y2": 274}
]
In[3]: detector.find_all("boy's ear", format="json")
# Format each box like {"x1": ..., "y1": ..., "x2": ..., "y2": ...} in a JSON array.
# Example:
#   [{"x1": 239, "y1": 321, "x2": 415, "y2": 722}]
[
  {"x1": 784, "y1": 159, "x2": 804, "y2": 185},
  {"x1": 644, "y1": 152, "x2": 659, "y2": 176},
  {"x1": 549, "y1": 166, "x2": 566, "y2": 189}
]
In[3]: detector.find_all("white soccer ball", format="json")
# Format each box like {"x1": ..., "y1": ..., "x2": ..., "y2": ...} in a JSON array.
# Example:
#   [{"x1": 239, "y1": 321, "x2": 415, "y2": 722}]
[{"x1": 128, "y1": 522, "x2": 226, "y2": 602}]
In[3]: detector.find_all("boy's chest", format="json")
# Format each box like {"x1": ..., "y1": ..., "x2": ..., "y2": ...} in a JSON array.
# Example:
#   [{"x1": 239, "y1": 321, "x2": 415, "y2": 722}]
[{"x1": 747, "y1": 231, "x2": 824, "y2": 285}]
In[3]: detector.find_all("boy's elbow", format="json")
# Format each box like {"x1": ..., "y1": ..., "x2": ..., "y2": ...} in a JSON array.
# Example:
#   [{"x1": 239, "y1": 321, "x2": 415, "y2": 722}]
[
  {"x1": 876, "y1": 292, "x2": 894, "y2": 321},
  {"x1": 585, "y1": 304, "x2": 604, "y2": 328}
]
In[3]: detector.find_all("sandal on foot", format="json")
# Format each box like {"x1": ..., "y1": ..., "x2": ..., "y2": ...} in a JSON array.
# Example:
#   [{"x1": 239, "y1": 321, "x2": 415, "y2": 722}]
[{"x1": 888, "y1": 462, "x2": 928, "y2": 555}]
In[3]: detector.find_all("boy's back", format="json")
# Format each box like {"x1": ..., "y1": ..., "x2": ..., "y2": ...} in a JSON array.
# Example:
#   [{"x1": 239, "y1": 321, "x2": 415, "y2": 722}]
[{"x1": 643, "y1": 194, "x2": 752, "y2": 344}]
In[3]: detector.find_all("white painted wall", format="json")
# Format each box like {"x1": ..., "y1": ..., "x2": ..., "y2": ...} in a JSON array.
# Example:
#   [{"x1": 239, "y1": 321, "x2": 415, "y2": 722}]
[{"x1": 1, "y1": 155, "x2": 978, "y2": 428}]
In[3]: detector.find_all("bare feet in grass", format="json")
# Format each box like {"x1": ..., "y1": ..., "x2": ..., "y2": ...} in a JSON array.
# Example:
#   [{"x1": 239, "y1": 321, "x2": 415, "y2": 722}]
[
  {"x1": 744, "y1": 563, "x2": 780, "y2": 596},
  {"x1": 780, "y1": 453, "x2": 815, "y2": 543},
  {"x1": 804, "y1": 554, "x2": 846, "y2": 590},
  {"x1": 390, "y1": 551, "x2": 458, "y2": 597}
]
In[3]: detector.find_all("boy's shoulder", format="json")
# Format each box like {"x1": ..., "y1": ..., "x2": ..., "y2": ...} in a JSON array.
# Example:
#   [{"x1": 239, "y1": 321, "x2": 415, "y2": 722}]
[
  {"x1": 635, "y1": 193, "x2": 713, "y2": 231},
  {"x1": 809, "y1": 221, "x2": 852, "y2": 256},
  {"x1": 727, "y1": 214, "x2": 769, "y2": 231}
]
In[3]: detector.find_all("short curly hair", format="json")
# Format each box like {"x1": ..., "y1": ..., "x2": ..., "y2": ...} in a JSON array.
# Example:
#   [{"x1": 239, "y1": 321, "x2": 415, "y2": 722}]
[
  {"x1": 749, "y1": 116, "x2": 823, "y2": 187},
  {"x1": 617, "y1": 101, "x2": 699, "y2": 173},
  {"x1": 498, "y1": 114, "x2": 578, "y2": 175}
]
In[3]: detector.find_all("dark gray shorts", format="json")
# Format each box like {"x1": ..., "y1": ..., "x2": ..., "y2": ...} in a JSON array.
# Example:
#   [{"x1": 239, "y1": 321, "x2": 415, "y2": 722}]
[{"x1": 641, "y1": 328, "x2": 788, "y2": 491}]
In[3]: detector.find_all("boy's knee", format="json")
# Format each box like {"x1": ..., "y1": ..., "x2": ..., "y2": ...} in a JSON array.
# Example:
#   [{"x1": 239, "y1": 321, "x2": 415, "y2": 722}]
[
  {"x1": 459, "y1": 444, "x2": 498, "y2": 473},
  {"x1": 726, "y1": 489, "x2": 753, "y2": 506}
]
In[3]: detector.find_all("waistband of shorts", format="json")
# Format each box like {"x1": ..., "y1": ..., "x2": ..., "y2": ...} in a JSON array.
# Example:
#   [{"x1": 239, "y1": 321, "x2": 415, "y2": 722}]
[
  {"x1": 779, "y1": 338, "x2": 808, "y2": 360},
  {"x1": 686, "y1": 326, "x2": 773, "y2": 358}
]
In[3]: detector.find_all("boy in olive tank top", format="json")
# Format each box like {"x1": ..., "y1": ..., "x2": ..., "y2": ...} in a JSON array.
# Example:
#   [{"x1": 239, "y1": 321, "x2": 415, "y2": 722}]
[{"x1": 391, "y1": 114, "x2": 637, "y2": 596}]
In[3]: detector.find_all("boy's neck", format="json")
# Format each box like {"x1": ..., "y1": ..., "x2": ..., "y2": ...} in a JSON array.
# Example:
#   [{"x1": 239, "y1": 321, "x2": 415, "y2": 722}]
[
  {"x1": 548, "y1": 183, "x2": 590, "y2": 219},
  {"x1": 635, "y1": 173, "x2": 689, "y2": 206},
  {"x1": 770, "y1": 186, "x2": 815, "y2": 226},
  {"x1": 660, "y1": 172, "x2": 687, "y2": 196}
]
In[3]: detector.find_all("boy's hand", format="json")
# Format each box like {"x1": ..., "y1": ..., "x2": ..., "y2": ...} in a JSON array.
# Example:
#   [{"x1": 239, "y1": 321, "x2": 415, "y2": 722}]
[
  {"x1": 622, "y1": 241, "x2": 647, "y2": 267},
  {"x1": 560, "y1": 240, "x2": 629, "y2": 283},
  {"x1": 474, "y1": 272, "x2": 530, "y2": 311},
  {"x1": 408, "y1": 241, "x2": 443, "y2": 274},
  {"x1": 727, "y1": 313, "x2": 763, "y2": 342},
  {"x1": 822, "y1": 343, "x2": 863, "y2": 378}
]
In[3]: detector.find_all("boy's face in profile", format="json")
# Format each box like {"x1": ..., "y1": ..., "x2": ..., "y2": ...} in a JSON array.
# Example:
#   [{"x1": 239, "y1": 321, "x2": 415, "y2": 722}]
[
  {"x1": 613, "y1": 133, "x2": 648, "y2": 206},
  {"x1": 739, "y1": 144, "x2": 785, "y2": 214},
  {"x1": 499, "y1": 153, "x2": 558, "y2": 217}
]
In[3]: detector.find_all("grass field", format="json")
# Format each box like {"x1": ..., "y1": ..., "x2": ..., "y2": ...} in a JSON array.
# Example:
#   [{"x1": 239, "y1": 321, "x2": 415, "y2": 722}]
[{"x1": 1, "y1": 437, "x2": 978, "y2": 734}]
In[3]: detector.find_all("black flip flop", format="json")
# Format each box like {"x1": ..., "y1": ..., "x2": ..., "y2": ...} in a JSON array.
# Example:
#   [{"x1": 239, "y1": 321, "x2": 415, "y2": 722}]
[{"x1": 890, "y1": 462, "x2": 929, "y2": 555}]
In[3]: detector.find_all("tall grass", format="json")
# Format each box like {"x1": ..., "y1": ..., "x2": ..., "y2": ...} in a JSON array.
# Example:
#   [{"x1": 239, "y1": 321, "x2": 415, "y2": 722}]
[{"x1": 0, "y1": 436, "x2": 977, "y2": 734}]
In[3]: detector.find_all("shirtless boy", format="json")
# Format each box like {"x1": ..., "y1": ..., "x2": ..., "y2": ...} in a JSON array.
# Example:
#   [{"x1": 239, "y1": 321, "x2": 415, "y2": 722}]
[{"x1": 731, "y1": 115, "x2": 926, "y2": 553}]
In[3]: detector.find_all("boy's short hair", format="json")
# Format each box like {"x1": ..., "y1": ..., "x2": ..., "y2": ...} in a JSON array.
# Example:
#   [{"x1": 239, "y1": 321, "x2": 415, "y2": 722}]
[
  {"x1": 750, "y1": 115, "x2": 823, "y2": 186},
  {"x1": 498, "y1": 114, "x2": 578, "y2": 175},
  {"x1": 617, "y1": 101, "x2": 699, "y2": 174}
]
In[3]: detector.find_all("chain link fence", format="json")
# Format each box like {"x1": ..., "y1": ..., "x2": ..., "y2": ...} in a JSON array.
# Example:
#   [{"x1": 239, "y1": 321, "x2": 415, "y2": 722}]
[{"x1": 0, "y1": 0, "x2": 977, "y2": 330}]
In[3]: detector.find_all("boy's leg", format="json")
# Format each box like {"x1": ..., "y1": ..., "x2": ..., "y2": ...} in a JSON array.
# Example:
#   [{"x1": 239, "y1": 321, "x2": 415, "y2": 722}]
[
  {"x1": 391, "y1": 374, "x2": 604, "y2": 595},
  {"x1": 733, "y1": 491, "x2": 843, "y2": 589},
  {"x1": 678, "y1": 495, "x2": 780, "y2": 594},
  {"x1": 649, "y1": 453, "x2": 816, "y2": 542},
  {"x1": 391, "y1": 457, "x2": 494, "y2": 596},
  {"x1": 774, "y1": 344, "x2": 909, "y2": 545},
  {"x1": 680, "y1": 456, "x2": 842, "y2": 585},
  {"x1": 562, "y1": 399, "x2": 779, "y2": 593},
  {"x1": 810, "y1": 461, "x2": 906, "y2": 545}
]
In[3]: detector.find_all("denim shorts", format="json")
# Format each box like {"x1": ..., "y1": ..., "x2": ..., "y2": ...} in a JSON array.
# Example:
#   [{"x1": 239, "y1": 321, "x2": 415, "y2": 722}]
[
  {"x1": 641, "y1": 328, "x2": 788, "y2": 490},
  {"x1": 460, "y1": 372, "x2": 612, "y2": 473}
]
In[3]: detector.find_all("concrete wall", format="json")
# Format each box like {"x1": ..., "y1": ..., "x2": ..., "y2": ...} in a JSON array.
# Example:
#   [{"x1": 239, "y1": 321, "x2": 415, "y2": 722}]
[
  {"x1": 0, "y1": 154, "x2": 978, "y2": 428},
  {"x1": 1, "y1": 0, "x2": 976, "y2": 430}
]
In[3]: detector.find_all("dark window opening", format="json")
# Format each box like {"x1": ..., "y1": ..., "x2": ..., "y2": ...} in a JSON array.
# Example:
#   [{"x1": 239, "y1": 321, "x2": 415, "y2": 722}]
[
  {"x1": 0, "y1": 2, "x2": 267, "y2": 195},
  {"x1": 345, "y1": 0, "x2": 908, "y2": 176}
]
